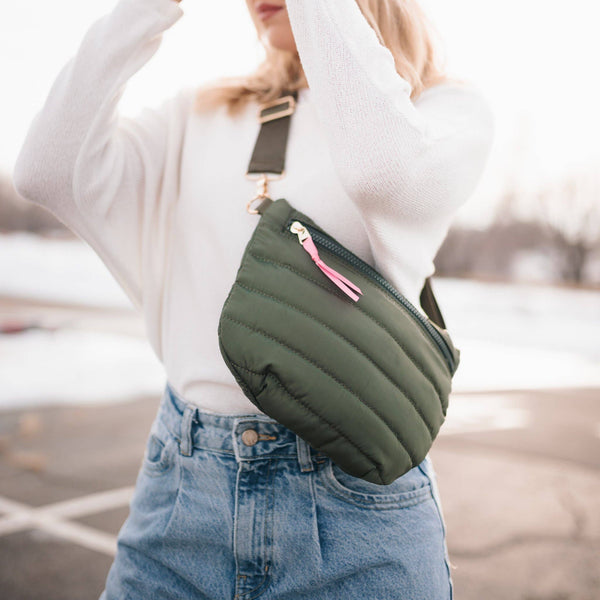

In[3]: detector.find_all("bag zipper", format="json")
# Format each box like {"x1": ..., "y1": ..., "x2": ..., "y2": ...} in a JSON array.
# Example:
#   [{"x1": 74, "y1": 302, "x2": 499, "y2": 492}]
[
  {"x1": 289, "y1": 221, "x2": 364, "y2": 302},
  {"x1": 285, "y1": 218, "x2": 456, "y2": 374}
]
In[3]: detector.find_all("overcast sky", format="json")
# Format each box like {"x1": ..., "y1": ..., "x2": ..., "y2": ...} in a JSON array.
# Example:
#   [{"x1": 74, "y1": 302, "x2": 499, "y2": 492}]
[{"x1": 3, "y1": 0, "x2": 599, "y2": 226}]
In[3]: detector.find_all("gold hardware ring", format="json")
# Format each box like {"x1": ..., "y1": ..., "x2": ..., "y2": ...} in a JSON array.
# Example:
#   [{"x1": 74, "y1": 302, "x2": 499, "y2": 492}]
[
  {"x1": 244, "y1": 171, "x2": 286, "y2": 214},
  {"x1": 257, "y1": 95, "x2": 296, "y2": 124}
]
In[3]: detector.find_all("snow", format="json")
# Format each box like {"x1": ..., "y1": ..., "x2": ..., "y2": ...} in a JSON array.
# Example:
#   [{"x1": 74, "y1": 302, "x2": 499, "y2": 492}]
[
  {"x1": 0, "y1": 329, "x2": 165, "y2": 409},
  {"x1": 441, "y1": 394, "x2": 532, "y2": 435},
  {"x1": 0, "y1": 232, "x2": 130, "y2": 308},
  {"x1": 432, "y1": 277, "x2": 600, "y2": 392},
  {"x1": 1, "y1": 233, "x2": 599, "y2": 410}
]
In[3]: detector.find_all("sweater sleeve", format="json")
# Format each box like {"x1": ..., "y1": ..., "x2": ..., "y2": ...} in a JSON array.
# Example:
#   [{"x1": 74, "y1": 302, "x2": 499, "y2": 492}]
[
  {"x1": 12, "y1": 0, "x2": 191, "y2": 311},
  {"x1": 284, "y1": 0, "x2": 495, "y2": 227}
]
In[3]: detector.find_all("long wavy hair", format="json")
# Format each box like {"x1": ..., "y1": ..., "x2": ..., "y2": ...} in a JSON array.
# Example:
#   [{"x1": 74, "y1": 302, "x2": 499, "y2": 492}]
[{"x1": 193, "y1": 0, "x2": 458, "y2": 118}]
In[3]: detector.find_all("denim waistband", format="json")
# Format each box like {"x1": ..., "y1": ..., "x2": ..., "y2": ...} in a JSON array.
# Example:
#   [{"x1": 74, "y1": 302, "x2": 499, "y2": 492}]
[{"x1": 155, "y1": 381, "x2": 325, "y2": 473}]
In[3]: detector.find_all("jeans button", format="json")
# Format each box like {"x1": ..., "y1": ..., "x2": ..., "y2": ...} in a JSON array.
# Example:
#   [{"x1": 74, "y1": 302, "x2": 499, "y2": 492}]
[{"x1": 241, "y1": 429, "x2": 258, "y2": 446}]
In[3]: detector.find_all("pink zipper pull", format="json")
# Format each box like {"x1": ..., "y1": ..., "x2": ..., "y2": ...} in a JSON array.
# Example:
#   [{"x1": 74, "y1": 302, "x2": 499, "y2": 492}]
[{"x1": 290, "y1": 221, "x2": 363, "y2": 302}]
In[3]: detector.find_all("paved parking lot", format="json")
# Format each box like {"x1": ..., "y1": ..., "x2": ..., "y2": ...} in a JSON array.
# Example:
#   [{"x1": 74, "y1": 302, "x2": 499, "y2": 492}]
[
  {"x1": 1, "y1": 386, "x2": 599, "y2": 599},
  {"x1": 1, "y1": 294, "x2": 599, "y2": 599}
]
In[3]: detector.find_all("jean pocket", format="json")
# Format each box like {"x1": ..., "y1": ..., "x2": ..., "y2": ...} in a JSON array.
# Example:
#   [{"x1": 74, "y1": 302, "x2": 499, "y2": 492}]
[
  {"x1": 320, "y1": 458, "x2": 432, "y2": 509},
  {"x1": 142, "y1": 430, "x2": 178, "y2": 477}
]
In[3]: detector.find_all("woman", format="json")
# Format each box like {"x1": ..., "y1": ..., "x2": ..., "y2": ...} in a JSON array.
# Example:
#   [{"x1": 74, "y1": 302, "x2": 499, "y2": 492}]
[{"x1": 13, "y1": 0, "x2": 494, "y2": 598}]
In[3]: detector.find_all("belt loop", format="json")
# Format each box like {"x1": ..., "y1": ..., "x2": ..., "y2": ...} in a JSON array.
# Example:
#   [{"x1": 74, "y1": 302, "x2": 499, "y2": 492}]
[
  {"x1": 179, "y1": 404, "x2": 196, "y2": 457},
  {"x1": 296, "y1": 435, "x2": 314, "y2": 473}
]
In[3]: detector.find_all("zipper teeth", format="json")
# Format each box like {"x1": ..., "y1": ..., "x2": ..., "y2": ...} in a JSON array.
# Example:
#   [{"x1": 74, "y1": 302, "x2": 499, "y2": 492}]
[{"x1": 286, "y1": 219, "x2": 455, "y2": 373}]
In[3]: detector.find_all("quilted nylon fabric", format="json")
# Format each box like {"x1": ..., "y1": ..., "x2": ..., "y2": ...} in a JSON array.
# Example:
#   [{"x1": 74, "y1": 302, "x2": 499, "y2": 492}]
[{"x1": 218, "y1": 198, "x2": 460, "y2": 485}]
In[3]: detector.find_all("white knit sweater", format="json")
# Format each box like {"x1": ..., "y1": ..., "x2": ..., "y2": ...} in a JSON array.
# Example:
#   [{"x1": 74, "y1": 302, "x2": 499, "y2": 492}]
[{"x1": 13, "y1": 0, "x2": 495, "y2": 414}]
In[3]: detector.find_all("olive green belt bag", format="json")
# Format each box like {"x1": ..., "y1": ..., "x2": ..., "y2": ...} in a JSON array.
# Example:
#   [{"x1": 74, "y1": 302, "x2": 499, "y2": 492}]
[{"x1": 218, "y1": 92, "x2": 460, "y2": 485}]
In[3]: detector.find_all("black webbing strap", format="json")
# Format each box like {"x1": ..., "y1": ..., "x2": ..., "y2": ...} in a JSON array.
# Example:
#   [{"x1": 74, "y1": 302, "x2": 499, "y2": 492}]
[
  {"x1": 246, "y1": 90, "x2": 298, "y2": 176},
  {"x1": 246, "y1": 89, "x2": 447, "y2": 330},
  {"x1": 419, "y1": 278, "x2": 446, "y2": 330}
]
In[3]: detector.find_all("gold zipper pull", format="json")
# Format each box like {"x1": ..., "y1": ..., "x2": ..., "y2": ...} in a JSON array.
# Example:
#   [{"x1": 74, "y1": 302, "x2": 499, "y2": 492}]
[
  {"x1": 289, "y1": 220, "x2": 363, "y2": 302},
  {"x1": 290, "y1": 221, "x2": 310, "y2": 243}
]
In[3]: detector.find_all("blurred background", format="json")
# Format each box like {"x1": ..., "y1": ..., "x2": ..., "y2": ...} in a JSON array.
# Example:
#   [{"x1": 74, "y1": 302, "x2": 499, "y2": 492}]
[{"x1": 1, "y1": 0, "x2": 599, "y2": 598}]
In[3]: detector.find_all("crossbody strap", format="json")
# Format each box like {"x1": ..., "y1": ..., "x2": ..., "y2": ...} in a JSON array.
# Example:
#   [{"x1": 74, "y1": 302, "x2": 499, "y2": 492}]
[{"x1": 245, "y1": 89, "x2": 447, "y2": 331}]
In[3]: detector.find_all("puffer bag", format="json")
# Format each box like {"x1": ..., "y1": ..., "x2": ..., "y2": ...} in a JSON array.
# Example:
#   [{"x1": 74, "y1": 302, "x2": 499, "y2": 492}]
[{"x1": 217, "y1": 92, "x2": 460, "y2": 485}]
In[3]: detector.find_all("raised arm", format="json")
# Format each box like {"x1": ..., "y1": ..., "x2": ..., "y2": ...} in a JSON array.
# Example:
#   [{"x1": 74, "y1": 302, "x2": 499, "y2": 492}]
[
  {"x1": 13, "y1": 0, "x2": 192, "y2": 310},
  {"x1": 284, "y1": 0, "x2": 495, "y2": 224}
]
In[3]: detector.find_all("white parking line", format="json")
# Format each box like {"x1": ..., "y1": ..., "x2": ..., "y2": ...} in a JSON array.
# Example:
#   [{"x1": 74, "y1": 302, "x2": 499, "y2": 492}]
[
  {"x1": 38, "y1": 486, "x2": 134, "y2": 518},
  {"x1": 0, "y1": 397, "x2": 532, "y2": 556},
  {"x1": 0, "y1": 487, "x2": 134, "y2": 556},
  {"x1": 29, "y1": 516, "x2": 119, "y2": 556}
]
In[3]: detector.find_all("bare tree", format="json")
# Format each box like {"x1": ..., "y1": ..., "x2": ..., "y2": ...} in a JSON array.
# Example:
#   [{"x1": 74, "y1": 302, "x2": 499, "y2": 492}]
[{"x1": 534, "y1": 168, "x2": 600, "y2": 284}]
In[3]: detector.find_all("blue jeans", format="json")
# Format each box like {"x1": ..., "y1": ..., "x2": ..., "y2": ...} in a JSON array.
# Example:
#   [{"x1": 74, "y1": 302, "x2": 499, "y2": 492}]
[{"x1": 99, "y1": 382, "x2": 453, "y2": 599}]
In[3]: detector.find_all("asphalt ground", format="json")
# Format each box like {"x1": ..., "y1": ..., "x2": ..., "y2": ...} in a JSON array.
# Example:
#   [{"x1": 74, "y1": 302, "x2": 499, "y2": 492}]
[{"x1": 0, "y1": 299, "x2": 599, "y2": 599}]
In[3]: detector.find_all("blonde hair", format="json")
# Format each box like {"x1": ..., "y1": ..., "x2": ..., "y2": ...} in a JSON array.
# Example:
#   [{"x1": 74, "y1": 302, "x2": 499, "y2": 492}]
[{"x1": 193, "y1": 0, "x2": 459, "y2": 118}]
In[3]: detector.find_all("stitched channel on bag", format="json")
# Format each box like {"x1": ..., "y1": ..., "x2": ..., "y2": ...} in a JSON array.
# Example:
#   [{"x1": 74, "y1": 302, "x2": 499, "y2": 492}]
[
  {"x1": 221, "y1": 314, "x2": 431, "y2": 460},
  {"x1": 246, "y1": 250, "x2": 447, "y2": 399},
  {"x1": 234, "y1": 280, "x2": 443, "y2": 426},
  {"x1": 229, "y1": 360, "x2": 389, "y2": 482},
  {"x1": 278, "y1": 224, "x2": 453, "y2": 374}
]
